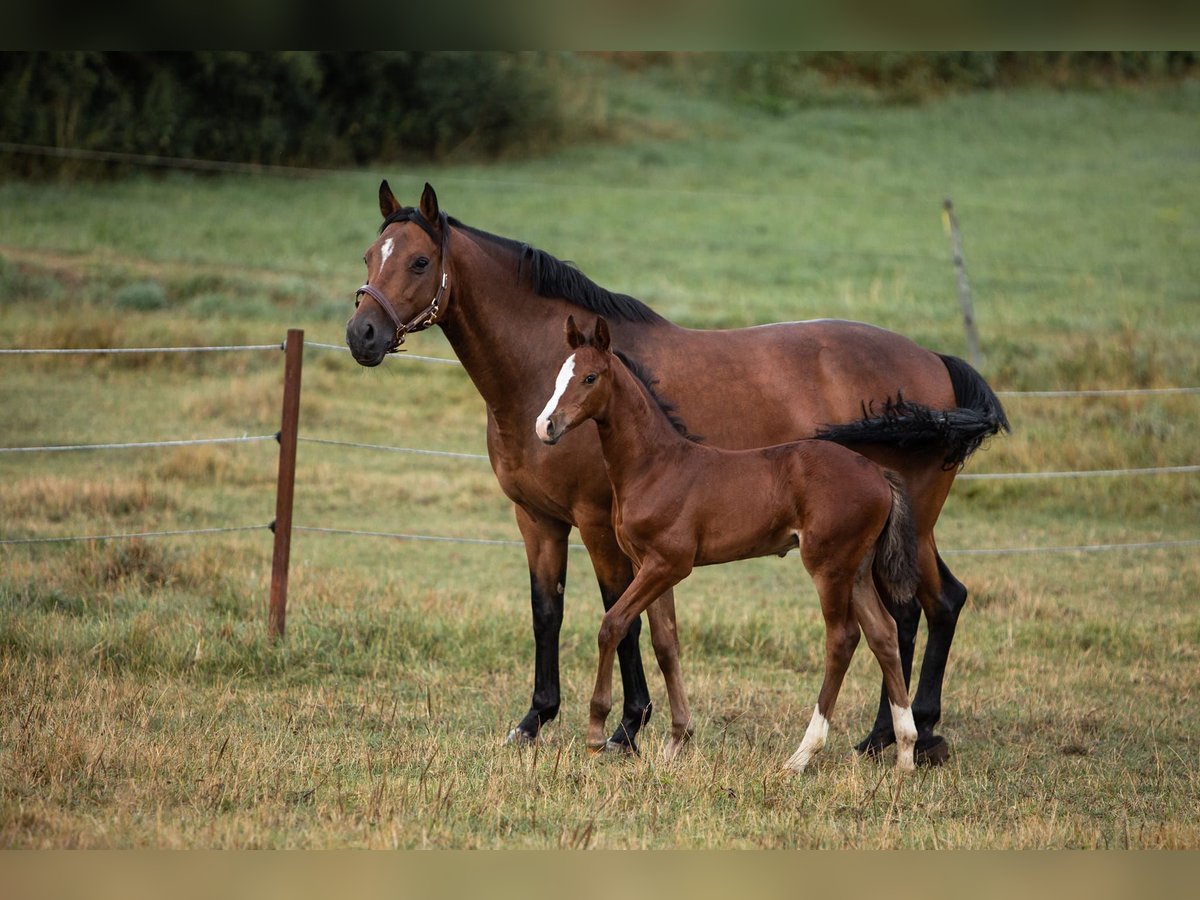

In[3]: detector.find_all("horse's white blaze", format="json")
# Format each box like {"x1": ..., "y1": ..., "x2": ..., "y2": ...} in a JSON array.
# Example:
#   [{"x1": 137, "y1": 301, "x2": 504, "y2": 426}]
[
  {"x1": 785, "y1": 704, "x2": 829, "y2": 772},
  {"x1": 890, "y1": 702, "x2": 918, "y2": 770},
  {"x1": 379, "y1": 237, "x2": 394, "y2": 273},
  {"x1": 535, "y1": 354, "x2": 576, "y2": 441}
]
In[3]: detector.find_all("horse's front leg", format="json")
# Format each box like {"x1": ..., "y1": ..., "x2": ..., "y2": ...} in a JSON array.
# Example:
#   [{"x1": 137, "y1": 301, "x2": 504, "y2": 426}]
[
  {"x1": 506, "y1": 506, "x2": 571, "y2": 745},
  {"x1": 587, "y1": 557, "x2": 687, "y2": 753}
]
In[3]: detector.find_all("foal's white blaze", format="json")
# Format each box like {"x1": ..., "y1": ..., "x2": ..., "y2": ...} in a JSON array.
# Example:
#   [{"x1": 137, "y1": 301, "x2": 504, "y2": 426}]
[
  {"x1": 890, "y1": 702, "x2": 918, "y2": 771},
  {"x1": 785, "y1": 704, "x2": 829, "y2": 772},
  {"x1": 535, "y1": 354, "x2": 576, "y2": 441},
  {"x1": 379, "y1": 237, "x2": 395, "y2": 273}
]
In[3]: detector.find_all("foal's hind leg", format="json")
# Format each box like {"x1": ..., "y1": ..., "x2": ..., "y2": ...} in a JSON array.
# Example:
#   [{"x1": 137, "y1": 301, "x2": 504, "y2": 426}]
[
  {"x1": 785, "y1": 573, "x2": 860, "y2": 773},
  {"x1": 850, "y1": 574, "x2": 917, "y2": 770},
  {"x1": 645, "y1": 592, "x2": 694, "y2": 761}
]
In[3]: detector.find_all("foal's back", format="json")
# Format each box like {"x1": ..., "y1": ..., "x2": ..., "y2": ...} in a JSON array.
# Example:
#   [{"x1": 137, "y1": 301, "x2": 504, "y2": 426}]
[{"x1": 618, "y1": 434, "x2": 895, "y2": 573}]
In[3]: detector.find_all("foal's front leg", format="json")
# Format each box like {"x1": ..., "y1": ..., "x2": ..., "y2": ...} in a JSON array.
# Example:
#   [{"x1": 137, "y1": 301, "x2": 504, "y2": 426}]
[{"x1": 588, "y1": 559, "x2": 687, "y2": 752}]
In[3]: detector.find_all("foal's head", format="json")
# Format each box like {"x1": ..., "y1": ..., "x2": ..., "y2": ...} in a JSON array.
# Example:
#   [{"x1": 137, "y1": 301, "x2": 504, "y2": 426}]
[{"x1": 535, "y1": 315, "x2": 615, "y2": 445}]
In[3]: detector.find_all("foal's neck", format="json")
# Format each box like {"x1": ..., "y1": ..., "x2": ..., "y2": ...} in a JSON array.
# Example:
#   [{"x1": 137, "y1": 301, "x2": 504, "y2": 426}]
[{"x1": 593, "y1": 361, "x2": 694, "y2": 491}]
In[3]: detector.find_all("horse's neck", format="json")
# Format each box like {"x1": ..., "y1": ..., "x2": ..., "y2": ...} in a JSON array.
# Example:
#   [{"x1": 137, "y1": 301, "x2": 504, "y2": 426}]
[
  {"x1": 437, "y1": 234, "x2": 553, "y2": 417},
  {"x1": 594, "y1": 364, "x2": 693, "y2": 494}
]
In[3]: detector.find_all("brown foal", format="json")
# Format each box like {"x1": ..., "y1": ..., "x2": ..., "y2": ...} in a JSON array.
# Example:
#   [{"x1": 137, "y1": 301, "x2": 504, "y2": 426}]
[{"x1": 537, "y1": 315, "x2": 922, "y2": 770}]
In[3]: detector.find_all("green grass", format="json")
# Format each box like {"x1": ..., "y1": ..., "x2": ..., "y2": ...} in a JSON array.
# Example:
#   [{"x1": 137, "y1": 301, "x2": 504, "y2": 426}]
[{"x1": 1, "y1": 74, "x2": 1199, "y2": 847}]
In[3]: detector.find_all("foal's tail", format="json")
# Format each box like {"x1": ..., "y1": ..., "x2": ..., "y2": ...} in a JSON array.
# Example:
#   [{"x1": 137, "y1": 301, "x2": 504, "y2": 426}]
[{"x1": 873, "y1": 470, "x2": 920, "y2": 605}]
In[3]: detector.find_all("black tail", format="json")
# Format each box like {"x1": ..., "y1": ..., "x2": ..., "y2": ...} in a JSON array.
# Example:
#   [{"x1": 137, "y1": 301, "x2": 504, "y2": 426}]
[{"x1": 815, "y1": 354, "x2": 1010, "y2": 470}]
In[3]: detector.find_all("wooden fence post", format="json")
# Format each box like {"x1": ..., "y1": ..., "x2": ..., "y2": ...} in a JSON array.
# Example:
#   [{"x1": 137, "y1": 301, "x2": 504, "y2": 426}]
[
  {"x1": 942, "y1": 197, "x2": 983, "y2": 370},
  {"x1": 269, "y1": 328, "x2": 304, "y2": 639}
]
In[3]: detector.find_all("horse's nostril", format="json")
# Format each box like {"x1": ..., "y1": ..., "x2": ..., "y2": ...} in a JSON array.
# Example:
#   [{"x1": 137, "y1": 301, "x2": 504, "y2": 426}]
[{"x1": 363, "y1": 322, "x2": 375, "y2": 342}]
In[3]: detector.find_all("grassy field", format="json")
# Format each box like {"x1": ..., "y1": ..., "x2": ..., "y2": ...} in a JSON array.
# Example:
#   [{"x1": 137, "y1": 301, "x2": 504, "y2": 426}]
[{"x1": 2, "y1": 72, "x2": 1199, "y2": 847}]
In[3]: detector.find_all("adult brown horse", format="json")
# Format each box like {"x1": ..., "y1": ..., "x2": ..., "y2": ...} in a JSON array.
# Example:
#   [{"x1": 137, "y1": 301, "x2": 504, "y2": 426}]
[
  {"x1": 345, "y1": 181, "x2": 1008, "y2": 764},
  {"x1": 538, "y1": 314, "x2": 922, "y2": 771}
]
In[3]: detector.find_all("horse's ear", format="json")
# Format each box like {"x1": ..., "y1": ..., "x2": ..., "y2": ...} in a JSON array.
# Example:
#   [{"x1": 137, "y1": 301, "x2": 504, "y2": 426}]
[
  {"x1": 379, "y1": 180, "x2": 401, "y2": 219},
  {"x1": 419, "y1": 182, "x2": 440, "y2": 225},
  {"x1": 594, "y1": 316, "x2": 611, "y2": 353},
  {"x1": 565, "y1": 315, "x2": 585, "y2": 349}
]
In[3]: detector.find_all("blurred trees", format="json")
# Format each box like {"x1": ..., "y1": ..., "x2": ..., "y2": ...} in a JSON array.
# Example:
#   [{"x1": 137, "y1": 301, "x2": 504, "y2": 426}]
[
  {"x1": 0, "y1": 52, "x2": 567, "y2": 175},
  {"x1": 2, "y1": 52, "x2": 1195, "y2": 177}
]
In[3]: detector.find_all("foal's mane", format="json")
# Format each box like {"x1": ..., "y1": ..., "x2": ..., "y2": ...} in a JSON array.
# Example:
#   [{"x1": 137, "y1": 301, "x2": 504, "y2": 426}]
[
  {"x1": 613, "y1": 349, "x2": 702, "y2": 443},
  {"x1": 382, "y1": 207, "x2": 667, "y2": 326}
]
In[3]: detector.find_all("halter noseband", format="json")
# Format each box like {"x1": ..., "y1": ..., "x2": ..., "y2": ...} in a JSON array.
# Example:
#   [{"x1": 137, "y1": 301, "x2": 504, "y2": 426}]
[{"x1": 355, "y1": 210, "x2": 450, "y2": 352}]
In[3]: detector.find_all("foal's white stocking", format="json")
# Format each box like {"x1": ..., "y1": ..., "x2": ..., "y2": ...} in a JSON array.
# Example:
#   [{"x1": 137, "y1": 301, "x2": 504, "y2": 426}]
[
  {"x1": 890, "y1": 702, "x2": 918, "y2": 771},
  {"x1": 784, "y1": 704, "x2": 829, "y2": 772}
]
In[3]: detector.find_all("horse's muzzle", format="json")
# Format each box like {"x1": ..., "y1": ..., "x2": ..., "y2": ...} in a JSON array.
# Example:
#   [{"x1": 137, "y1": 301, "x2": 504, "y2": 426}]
[
  {"x1": 535, "y1": 414, "x2": 562, "y2": 445},
  {"x1": 345, "y1": 315, "x2": 389, "y2": 367}
]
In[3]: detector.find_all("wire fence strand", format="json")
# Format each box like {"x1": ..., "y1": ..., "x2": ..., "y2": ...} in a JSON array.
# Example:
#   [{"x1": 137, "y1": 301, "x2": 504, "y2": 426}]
[
  {"x1": 0, "y1": 434, "x2": 277, "y2": 454},
  {"x1": 997, "y1": 386, "x2": 1200, "y2": 398},
  {"x1": 3, "y1": 338, "x2": 1198, "y2": 398},
  {"x1": 4, "y1": 519, "x2": 1194, "y2": 557},
  {"x1": 941, "y1": 539, "x2": 1200, "y2": 556},
  {"x1": 291, "y1": 525, "x2": 561, "y2": 549},
  {"x1": 300, "y1": 435, "x2": 1197, "y2": 482},
  {"x1": 298, "y1": 436, "x2": 488, "y2": 460},
  {"x1": 0, "y1": 524, "x2": 271, "y2": 545},
  {"x1": 291, "y1": 524, "x2": 1198, "y2": 558},
  {"x1": 0, "y1": 343, "x2": 283, "y2": 355},
  {"x1": 304, "y1": 341, "x2": 463, "y2": 366},
  {"x1": 957, "y1": 464, "x2": 1200, "y2": 481}
]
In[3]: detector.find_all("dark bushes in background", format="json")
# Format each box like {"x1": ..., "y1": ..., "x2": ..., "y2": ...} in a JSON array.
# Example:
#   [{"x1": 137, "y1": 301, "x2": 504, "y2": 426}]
[
  {"x1": 2, "y1": 51, "x2": 1196, "y2": 177},
  {"x1": 715, "y1": 51, "x2": 1200, "y2": 112},
  {"x1": 0, "y1": 51, "x2": 571, "y2": 176}
]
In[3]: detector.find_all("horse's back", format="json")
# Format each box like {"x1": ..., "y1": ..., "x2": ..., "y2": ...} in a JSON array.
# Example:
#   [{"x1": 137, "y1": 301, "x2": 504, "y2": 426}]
[{"x1": 635, "y1": 319, "x2": 956, "y2": 451}]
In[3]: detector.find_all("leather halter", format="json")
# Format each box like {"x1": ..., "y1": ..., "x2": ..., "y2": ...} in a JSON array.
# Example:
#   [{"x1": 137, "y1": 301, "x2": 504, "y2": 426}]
[{"x1": 355, "y1": 211, "x2": 450, "y2": 352}]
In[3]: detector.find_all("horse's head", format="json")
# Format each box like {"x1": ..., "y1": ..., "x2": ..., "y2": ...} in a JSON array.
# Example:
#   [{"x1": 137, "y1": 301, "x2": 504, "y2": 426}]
[
  {"x1": 345, "y1": 180, "x2": 450, "y2": 366},
  {"x1": 535, "y1": 315, "x2": 614, "y2": 445}
]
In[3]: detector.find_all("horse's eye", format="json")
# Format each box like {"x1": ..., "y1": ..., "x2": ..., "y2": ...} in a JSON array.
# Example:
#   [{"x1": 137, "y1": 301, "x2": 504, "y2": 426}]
[
  {"x1": 583, "y1": 373, "x2": 597, "y2": 385},
  {"x1": 412, "y1": 257, "x2": 430, "y2": 271}
]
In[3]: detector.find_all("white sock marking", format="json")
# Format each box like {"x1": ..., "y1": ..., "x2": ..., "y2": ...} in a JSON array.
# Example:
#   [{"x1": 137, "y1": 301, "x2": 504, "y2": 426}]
[
  {"x1": 535, "y1": 354, "x2": 575, "y2": 441},
  {"x1": 785, "y1": 704, "x2": 829, "y2": 772},
  {"x1": 890, "y1": 702, "x2": 917, "y2": 771}
]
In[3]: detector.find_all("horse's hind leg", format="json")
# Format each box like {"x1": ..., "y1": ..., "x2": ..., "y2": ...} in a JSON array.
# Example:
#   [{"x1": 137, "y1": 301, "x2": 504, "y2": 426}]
[
  {"x1": 909, "y1": 549, "x2": 967, "y2": 765},
  {"x1": 785, "y1": 573, "x2": 860, "y2": 773},
  {"x1": 850, "y1": 573, "x2": 917, "y2": 770},
  {"x1": 645, "y1": 592, "x2": 694, "y2": 761}
]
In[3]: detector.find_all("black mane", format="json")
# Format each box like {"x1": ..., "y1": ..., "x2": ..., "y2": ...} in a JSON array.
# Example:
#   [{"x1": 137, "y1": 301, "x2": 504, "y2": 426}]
[
  {"x1": 382, "y1": 207, "x2": 666, "y2": 325},
  {"x1": 614, "y1": 349, "x2": 702, "y2": 443}
]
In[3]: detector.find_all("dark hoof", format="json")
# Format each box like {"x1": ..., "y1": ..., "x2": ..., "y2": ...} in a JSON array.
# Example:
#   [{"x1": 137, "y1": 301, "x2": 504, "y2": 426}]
[
  {"x1": 915, "y1": 735, "x2": 950, "y2": 767},
  {"x1": 855, "y1": 730, "x2": 895, "y2": 760}
]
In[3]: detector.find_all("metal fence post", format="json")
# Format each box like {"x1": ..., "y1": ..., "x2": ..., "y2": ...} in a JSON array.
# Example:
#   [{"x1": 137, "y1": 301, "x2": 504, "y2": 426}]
[{"x1": 269, "y1": 329, "x2": 304, "y2": 639}]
